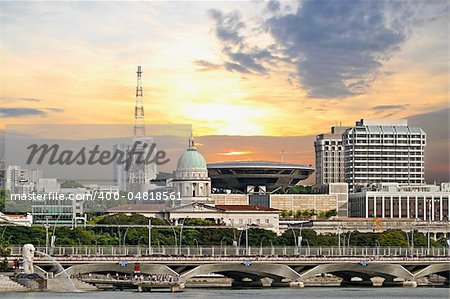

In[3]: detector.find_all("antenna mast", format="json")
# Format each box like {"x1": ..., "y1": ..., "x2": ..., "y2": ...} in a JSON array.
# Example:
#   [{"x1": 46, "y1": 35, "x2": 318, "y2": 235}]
[{"x1": 134, "y1": 66, "x2": 145, "y2": 137}]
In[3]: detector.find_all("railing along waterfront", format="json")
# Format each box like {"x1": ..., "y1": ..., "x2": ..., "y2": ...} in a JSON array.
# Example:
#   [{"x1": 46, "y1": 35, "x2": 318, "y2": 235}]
[{"x1": 8, "y1": 245, "x2": 450, "y2": 258}]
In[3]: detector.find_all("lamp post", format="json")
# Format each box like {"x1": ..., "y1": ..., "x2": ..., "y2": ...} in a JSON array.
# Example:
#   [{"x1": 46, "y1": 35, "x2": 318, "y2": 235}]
[
  {"x1": 193, "y1": 238, "x2": 199, "y2": 255},
  {"x1": 148, "y1": 218, "x2": 152, "y2": 255},
  {"x1": 245, "y1": 223, "x2": 249, "y2": 256},
  {"x1": 137, "y1": 236, "x2": 143, "y2": 257},
  {"x1": 347, "y1": 231, "x2": 353, "y2": 247},
  {"x1": 426, "y1": 199, "x2": 439, "y2": 255},
  {"x1": 259, "y1": 237, "x2": 266, "y2": 256},
  {"x1": 179, "y1": 216, "x2": 189, "y2": 255},
  {"x1": 288, "y1": 224, "x2": 297, "y2": 255},
  {"x1": 44, "y1": 221, "x2": 50, "y2": 254},
  {"x1": 162, "y1": 218, "x2": 178, "y2": 254},
  {"x1": 304, "y1": 239, "x2": 310, "y2": 256},
  {"x1": 220, "y1": 236, "x2": 230, "y2": 255}
]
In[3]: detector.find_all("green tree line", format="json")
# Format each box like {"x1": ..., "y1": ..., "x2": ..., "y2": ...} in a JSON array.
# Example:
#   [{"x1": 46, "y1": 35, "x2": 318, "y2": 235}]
[{"x1": 0, "y1": 214, "x2": 446, "y2": 248}]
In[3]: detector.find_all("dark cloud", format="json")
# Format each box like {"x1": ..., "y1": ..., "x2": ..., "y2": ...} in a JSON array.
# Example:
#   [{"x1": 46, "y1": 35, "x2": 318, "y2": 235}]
[
  {"x1": 0, "y1": 108, "x2": 45, "y2": 117},
  {"x1": 199, "y1": 9, "x2": 289, "y2": 75},
  {"x1": 266, "y1": 0, "x2": 281, "y2": 13},
  {"x1": 407, "y1": 108, "x2": 449, "y2": 142},
  {"x1": 0, "y1": 107, "x2": 63, "y2": 118},
  {"x1": 19, "y1": 98, "x2": 41, "y2": 102},
  {"x1": 45, "y1": 108, "x2": 64, "y2": 113},
  {"x1": 407, "y1": 108, "x2": 449, "y2": 183},
  {"x1": 267, "y1": 0, "x2": 408, "y2": 98},
  {"x1": 372, "y1": 105, "x2": 407, "y2": 110},
  {"x1": 208, "y1": 9, "x2": 245, "y2": 45},
  {"x1": 0, "y1": 97, "x2": 42, "y2": 103},
  {"x1": 192, "y1": 60, "x2": 221, "y2": 71}
]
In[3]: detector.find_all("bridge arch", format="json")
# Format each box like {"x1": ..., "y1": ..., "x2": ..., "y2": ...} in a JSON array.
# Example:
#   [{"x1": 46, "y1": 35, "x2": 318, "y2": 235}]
[
  {"x1": 179, "y1": 263, "x2": 300, "y2": 283},
  {"x1": 413, "y1": 264, "x2": 450, "y2": 280},
  {"x1": 295, "y1": 263, "x2": 414, "y2": 282},
  {"x1": 61, "y1": 263, "x2": 177, "y2": 277}
]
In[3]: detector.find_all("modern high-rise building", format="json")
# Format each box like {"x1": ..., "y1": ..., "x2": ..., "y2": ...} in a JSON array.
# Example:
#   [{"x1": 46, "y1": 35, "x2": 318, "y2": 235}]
[
  {"x1": 113, "y1": 137, "x2": 158, "y2": 192},
  {"x1": 5, "y1": 165, "x2": 42, "y2": 194},
  {"x1": 314, "y1": 126, "x2": 349, "y2": 185},
  {"x1": 343, "y1": 119, "x2": 426, "y2": 193}
]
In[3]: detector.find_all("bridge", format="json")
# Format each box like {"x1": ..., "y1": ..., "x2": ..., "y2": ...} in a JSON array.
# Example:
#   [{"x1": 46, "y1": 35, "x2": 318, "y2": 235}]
[{"x1": 8, "y1": 245, "x2": 450, "y2": 288}]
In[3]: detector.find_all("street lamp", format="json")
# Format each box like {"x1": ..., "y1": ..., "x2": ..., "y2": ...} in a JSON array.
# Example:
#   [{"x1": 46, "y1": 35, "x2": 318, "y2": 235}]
[
  {"x1": 304, "y1": 239, "x2": 310, "y2": 256},
  {"x1": 288, "y1": 224, "x2": 297, "y2": 254},
  {"x1": 237, "y1": 223, "x2": 250, "y2": 256},
  {"x1": 347, "y1": 231, "x2": 353, "y2": 247},
  {"x1": 179, "y1": 216, "x2": 189, "y2": 255},
  {"x1": 427, "y1": 199, "x2": 439, "y2": 254},
  {"x1": 259, "y1": 237, "x2": 266, "y2": 256},
  {"x1": 137, "y1": 236, "x2": 144, "y2": 257},
  {"x1": 220, "y1": 236, "x2": 235, "y2": 255},
  {"x1": 44, "y1": 221, "x2": 50, "y2": 254},
  {"x1": 162, "y1": 218, "x2": 178, "y2": 255},
  {"x1": 193, "y1": 238, "x2": 199, "y2": 255}
]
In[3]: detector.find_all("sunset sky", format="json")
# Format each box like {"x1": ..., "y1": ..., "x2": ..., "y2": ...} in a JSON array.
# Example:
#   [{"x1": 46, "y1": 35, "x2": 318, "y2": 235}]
[{"x1": 0, "y1": 1, "x2": 448, "y2": 183}]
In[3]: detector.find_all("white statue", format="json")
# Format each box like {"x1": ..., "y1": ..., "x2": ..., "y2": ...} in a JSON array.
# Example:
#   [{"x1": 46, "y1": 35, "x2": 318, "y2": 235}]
[{"x1": 22, "y1": 244, "x2": 35, "y2": 274}]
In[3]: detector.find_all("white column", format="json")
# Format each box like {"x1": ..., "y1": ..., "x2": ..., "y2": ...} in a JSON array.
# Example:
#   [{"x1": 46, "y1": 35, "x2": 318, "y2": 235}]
[
  {"x1": 382, "y1": 195, "x2": 385, "y2": 218},
  {"x1": 407, "y1": 196, "x2": 410, "y2": 218},
  {"x1": 398, "y1": 196, "x2": 402, "y2": 218},
  {"x1": 373, "y1": 196, "x2": 377, "y2": 218},
  {"x1": 423, "y1": 197, "x2": 426, "y2": 220},
  {"x1": 365, "y1": 195, "x2": 369, "y2": 218},
  {"x1": 390, "y1": 196, "x2": 393, "y2": 218},
  {"x1": 415, "y1": 196, "x2": 418, "y2": 219},
  {"x1": 431, "y1": 196, "x2": 435, "y2": 221},
  {"x1": 440, "y1": 195, "x2": 443, "y2": 221}
]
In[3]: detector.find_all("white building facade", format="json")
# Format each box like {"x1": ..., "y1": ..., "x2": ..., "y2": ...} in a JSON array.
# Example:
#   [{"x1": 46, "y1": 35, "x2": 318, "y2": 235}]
[
  {"x1": 343, "y1": 119, "x2": 426, "y2": 193},
  {"x1": 5, "y1": 165, "x2": 42, "y2": 194},
  {"x1": 349, "y1": 183, "x2": 449, "y2": 221},
  {"x1": 314, "y1": 126, "x2": 349, "y2": 185}
]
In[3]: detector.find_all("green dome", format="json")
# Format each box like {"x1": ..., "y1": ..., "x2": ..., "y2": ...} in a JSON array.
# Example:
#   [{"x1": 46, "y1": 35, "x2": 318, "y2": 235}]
[{"x1": 177, "y1": 149, "x2": 207, "y2": 170}]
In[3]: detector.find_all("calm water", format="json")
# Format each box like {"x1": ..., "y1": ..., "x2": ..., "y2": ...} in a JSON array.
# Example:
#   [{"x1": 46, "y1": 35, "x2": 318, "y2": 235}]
[{"x1": 1, "y1": 288, "x2": 449, "y2": 299}]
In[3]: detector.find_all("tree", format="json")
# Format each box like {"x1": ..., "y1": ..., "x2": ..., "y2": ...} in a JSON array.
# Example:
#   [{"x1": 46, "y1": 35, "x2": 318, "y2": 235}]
[
  {"x1": 0, "y1": 188, "x2": 5, "y2": 212},
  {"x1": 60, "y1": 180, "x2": 84, "y2": 188},
  {"x1": 286, "y1": 185, "x2": 312, "y2": 194},
  {"x1": 0, "y1": 235, "x2": 11, "y2": 272}
]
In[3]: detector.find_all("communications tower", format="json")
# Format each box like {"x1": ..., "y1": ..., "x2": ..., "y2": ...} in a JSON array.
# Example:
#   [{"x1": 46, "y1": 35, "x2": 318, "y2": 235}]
[{"x1": 134, "y1": 66, "x2": 145, "y2": 137}]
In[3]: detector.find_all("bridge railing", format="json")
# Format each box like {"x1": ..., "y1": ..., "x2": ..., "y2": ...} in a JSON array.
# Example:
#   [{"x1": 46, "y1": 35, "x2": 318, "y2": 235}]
[{"x1": 7, "y1": 245, "x2": 450, "y2": 257}]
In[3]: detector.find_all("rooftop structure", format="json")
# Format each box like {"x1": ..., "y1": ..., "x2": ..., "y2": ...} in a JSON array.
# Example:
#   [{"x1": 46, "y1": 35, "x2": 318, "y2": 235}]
[
  {"x1": 207, "y1": 161, "x2": 314, "y2": 193},
  {"x1": 169, "y1": 135, "x2": 212, "y2": 205}
]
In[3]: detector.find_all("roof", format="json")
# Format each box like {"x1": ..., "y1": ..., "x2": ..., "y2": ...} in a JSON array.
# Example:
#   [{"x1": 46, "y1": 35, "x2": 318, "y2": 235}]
[
  {"x1": 208, "y1": 161, "x2": 313, "y2": 170},
  {"x1": 107, "y1": 204, "x2": 169, "y2": 213},
  {"x1": 215, "y1": 205, "x2": 280, "y2": 212},
  {"x1": 207, "y1": 161, "x2": 314, "y2": 192},
  {"x1": 177, "y1": 149, "x2": 207, "y2": 170}
]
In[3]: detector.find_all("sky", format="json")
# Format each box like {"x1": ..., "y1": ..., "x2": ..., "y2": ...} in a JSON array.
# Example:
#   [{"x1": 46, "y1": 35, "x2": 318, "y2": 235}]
[{"x1": 0, "y1": 1, "x2": 449, "y2": 183}]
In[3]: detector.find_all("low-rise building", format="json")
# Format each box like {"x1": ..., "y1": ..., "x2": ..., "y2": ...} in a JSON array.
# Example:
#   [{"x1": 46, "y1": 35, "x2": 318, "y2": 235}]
[
  {"x1": 107, "y1": 202, "x2": 281, "y2": 233},
  {"x1": 349, "y1": 183, "x2": 449, "y2": 220},
  {"x1": 313, "y1": 183, "x2": 349, "y2": 217},
  {"x1": 212, "y1": 193, "x2": 338, "y2": 217},
  {"x1": 0, "y1": 212, "x2": 32, "y2": 227}
]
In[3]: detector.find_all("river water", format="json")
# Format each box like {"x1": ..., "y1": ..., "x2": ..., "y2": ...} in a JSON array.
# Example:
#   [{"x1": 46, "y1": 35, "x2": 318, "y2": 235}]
[{"x1": 1, "y1": 288, "x2": 449, "y2": 299}]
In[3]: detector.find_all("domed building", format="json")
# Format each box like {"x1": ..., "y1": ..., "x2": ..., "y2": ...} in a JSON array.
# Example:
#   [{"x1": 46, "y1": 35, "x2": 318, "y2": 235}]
[{"x1": 170, "y1": 135, "x2": 213, "y2": 205}]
